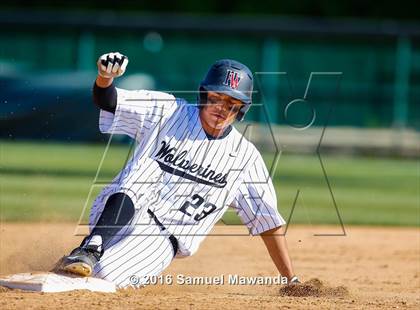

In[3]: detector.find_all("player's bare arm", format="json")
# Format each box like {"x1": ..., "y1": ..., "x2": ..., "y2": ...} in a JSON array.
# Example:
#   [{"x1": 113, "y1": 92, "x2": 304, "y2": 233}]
[
  {"x1": 96, "y1": 75, "x2": 113, "y2": 88},
  {"x1": 260, "y1": 226, "x2": 298, "y2": 283}
]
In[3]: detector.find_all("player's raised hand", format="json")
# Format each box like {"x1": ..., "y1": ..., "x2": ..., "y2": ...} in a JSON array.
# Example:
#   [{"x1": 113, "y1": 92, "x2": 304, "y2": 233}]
[{"x1": 97, "y1": 52, "x2": 129, "y2": 78}]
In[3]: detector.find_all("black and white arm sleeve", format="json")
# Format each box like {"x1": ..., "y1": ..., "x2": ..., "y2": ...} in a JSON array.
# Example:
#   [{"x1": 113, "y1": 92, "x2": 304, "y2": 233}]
[{"x1": 93, "y1": 82, "x2": 117, "y2": 114}]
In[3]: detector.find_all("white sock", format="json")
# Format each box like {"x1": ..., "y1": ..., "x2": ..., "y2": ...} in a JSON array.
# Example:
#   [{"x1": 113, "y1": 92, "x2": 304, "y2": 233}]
[{"x1": 86, "y1": 235, "x2": 103, "y2": 252}]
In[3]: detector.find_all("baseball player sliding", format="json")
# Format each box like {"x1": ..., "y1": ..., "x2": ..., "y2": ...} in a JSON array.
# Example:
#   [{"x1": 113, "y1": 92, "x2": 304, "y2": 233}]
[{"x1": 57, "y1": 52, "x2": 300, "y2": 288}]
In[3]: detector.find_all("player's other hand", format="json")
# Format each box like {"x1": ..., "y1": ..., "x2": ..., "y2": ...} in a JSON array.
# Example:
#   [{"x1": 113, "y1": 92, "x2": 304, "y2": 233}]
[
  {"x1": 97, "y1": 52, "x2": 129, "y2": 78},
  {"x1": 288, "y1": 276, "x2": 301, "y2": 285}
]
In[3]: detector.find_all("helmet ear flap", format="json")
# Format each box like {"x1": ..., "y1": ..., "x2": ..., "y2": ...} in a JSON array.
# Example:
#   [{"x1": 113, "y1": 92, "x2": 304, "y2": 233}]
[
  {"x1": 198, "y1": 86, "x2": 207, "y2": 109},
  {"x1": 236, "y1": 104, "x2": 249, "y2": 121}
]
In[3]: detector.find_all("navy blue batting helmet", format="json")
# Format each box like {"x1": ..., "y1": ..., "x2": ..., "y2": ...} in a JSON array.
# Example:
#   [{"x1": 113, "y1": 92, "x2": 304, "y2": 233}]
[{"x1": 199, "y1": 59, "x2": 253, "y2": 121}]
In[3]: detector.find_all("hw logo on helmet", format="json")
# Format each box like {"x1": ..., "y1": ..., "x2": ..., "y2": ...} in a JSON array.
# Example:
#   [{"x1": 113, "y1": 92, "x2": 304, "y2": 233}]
[{"x1": 223, "y1": 70, "x2": 241, "y2": 89}]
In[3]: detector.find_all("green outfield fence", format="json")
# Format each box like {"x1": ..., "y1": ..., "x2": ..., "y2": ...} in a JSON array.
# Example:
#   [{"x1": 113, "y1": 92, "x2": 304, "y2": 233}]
[{"x1": 1, "y1": 10, "x2": 419, "y2": 137}]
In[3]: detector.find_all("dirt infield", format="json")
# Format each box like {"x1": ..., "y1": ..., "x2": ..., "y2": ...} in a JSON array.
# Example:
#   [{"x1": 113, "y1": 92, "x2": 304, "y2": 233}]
[{"x1": 0, "y1": 223, "x2": 419, "y2": 309}]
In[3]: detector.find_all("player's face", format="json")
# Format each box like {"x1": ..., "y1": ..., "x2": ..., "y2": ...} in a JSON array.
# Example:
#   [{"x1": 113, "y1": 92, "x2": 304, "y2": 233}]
[{"x1": 200, "y1": 91, "x2": 244, "y2": 132}]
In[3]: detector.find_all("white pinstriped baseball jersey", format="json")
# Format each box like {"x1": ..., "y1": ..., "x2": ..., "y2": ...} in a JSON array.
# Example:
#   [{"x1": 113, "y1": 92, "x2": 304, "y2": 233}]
[{"x1": 91, "y1": 87, "x2": 285, "y2": 257}]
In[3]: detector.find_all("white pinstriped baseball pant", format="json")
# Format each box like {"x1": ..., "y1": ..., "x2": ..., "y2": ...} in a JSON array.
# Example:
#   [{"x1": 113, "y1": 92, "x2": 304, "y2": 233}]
[{"x1": 91, "y1": 211, "x2": 176, "y2": 288}]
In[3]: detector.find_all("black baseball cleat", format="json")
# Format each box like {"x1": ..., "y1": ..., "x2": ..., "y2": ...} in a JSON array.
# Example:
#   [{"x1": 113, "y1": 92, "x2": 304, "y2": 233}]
[{"x1": 60, "y1": 245, "x2": 102, "y2": 277}]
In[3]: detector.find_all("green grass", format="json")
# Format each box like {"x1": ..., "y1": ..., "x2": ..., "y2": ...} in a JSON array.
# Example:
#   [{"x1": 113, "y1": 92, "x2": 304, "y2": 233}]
[{"x1": 1, "y1": 140, "x2": 419, "y2": 226}]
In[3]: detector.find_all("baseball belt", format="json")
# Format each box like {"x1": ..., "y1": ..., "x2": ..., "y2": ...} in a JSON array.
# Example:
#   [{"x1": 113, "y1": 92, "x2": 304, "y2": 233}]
[{"x1": 147, "y1": 209, "x2": 179, "y2": 257}]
